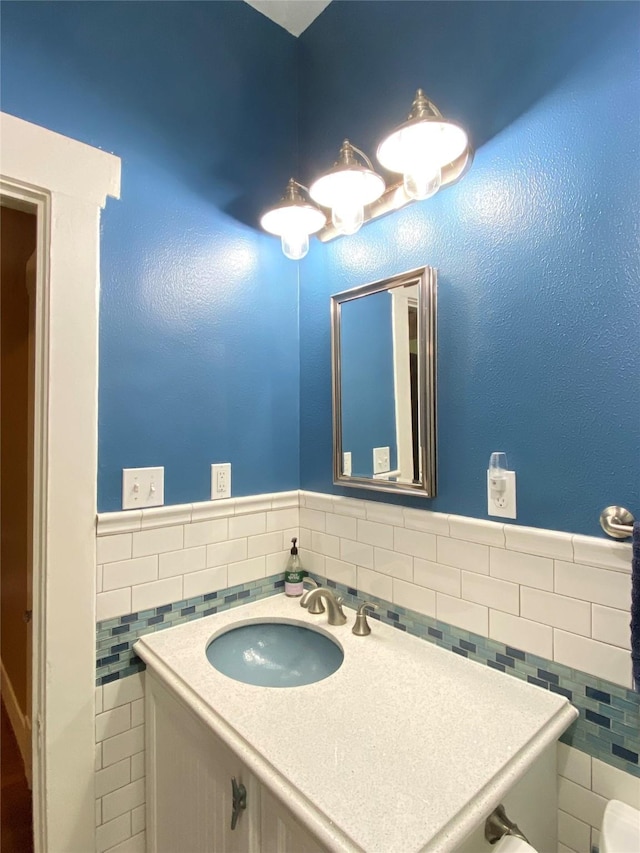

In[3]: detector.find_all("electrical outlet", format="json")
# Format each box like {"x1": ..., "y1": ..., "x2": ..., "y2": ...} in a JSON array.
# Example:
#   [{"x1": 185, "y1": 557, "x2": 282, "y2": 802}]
[
  {"x1": 373, "y1": 446, "x2": 390, "y2": 474},
  {"x1": 487, "y1": 470, "x2": 516, "y2": 519},
  {"x1": 122, "y1": 467, "x2": 164, "y2": 509},
  {"x1": 211, "y1": 463, "x2": 231, "y2": 500},
  {"x1": 343, "y1": 451, "x2": 352, "y2": 476}
]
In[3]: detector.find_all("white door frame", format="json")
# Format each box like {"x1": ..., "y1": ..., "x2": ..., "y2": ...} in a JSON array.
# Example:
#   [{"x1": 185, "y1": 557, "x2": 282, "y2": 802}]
[
  {"x1": 1, "y1": 112, "x2": 120, "y2": 853},
  {"x1": 391, "y1": 284, "x2": 418, "y2": 484}
]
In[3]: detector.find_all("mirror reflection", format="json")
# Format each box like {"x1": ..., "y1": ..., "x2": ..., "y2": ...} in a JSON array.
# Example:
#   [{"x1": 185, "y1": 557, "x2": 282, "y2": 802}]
[{"x1": 331, "y1": 266, "x2": 437, "y2": 497}]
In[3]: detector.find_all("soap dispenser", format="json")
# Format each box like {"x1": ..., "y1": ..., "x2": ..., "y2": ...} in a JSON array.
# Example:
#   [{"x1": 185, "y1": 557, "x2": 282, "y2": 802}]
[{"x1": 284, "y1": 537, "x2": 305, "y2": 597}]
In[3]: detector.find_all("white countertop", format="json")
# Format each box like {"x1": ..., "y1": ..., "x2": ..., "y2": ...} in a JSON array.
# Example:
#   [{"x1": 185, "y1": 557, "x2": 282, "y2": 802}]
[{"x1": 135, "y1": 594, "x2": 577, "y2": 853}]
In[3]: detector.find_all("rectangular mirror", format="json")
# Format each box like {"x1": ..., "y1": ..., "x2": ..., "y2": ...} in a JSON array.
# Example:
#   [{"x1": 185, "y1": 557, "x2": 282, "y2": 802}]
[{"x1": 331, "y1": 266, "x2": 437, "y2": 497}]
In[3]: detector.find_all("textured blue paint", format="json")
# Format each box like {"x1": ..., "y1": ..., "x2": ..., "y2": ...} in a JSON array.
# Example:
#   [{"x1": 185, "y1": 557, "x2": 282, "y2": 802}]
[
  {"x1": 3, "y1": 1, "x2": 639, "y2": 534},
  {"x1": 341, "y1": 291, "x2": 397, "y2": 476},
  {"x1": 298, "y1": 1, "x2": 640, "y2": 535},
  {"x1": 1, "y1": 1, "x2": 300, "y2": 510}
]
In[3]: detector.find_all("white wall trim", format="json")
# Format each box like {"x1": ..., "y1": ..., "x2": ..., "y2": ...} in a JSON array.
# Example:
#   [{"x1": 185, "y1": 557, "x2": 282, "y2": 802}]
[
  {"x1": 1, "y1": 111, "x2": 120, "y2": 853},
  {"x1": 0, "y1": 658, "x2": 32, "y2": 787},
  {"x1": 0, "y1": 112, "x2": 120, "y2": 206},
  {"x1": 96, "y1": 490, "x2": 300, "y2": 535}
]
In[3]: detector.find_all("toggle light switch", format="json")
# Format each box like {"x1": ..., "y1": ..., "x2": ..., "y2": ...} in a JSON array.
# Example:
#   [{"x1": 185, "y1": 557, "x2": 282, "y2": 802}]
[
  {"x1": 122, "y1": 467, "x2": 164, "y2": 510},
  {"x1": 373, "y1": 446, "x2": 390, "y2": 475}
]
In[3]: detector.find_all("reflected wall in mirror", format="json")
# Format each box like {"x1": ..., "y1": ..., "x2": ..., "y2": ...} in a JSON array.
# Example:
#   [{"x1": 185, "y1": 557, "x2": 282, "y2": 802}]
[{"x1": 331, "y1": 266, "x2": 437, "y2": 497}]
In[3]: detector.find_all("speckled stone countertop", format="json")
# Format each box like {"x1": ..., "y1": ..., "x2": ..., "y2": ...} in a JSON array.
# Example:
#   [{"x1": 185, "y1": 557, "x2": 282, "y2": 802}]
[{"x1": 135, "y1": 594, "x2": 577, "y2": 853}]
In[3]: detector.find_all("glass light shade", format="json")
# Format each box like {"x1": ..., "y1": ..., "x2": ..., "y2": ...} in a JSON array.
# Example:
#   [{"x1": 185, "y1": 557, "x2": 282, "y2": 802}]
[
  {"x1": 309, "y1": 167, "x2": 385, "y2": 211},
  {"x1": 403, "y1": 164, "x2": 442, "y2": 201},
  {"x1": 260, "y1": 202, "x2": 325, "y2": 238},
  {"x1": 331, "y1": 203, "x2": 364, "y2": 235},
  {"x1": 377, "y1": 120, "x2": 468, "y2": 175},
  {"x1": 281, "y1": 232, "x2": 309, "y2": 261}
]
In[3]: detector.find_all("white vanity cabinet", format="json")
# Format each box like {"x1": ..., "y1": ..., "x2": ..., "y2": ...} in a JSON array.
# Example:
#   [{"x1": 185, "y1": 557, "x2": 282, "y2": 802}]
[
  {"x1": 136, "y1": 595, "x2": 578, "y2": 853},
  {"x1": 146, "y1": 673, "x2": 323, "y2": 853}
]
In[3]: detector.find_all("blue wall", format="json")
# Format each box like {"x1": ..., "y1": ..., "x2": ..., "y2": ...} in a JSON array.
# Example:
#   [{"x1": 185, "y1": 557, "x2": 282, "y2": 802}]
[
  {"x1": 340, "y1": 291, "x2": 397, "y2": 477},
  {"x1": 3, "y1": 1, "x2": 638, "y2": 534},
  {"x1": 1, "y1": 1, "x2": 300, "y2": 510},
  {"x1": 298, "y1": 1, "x2": 640, "y2": 536}
]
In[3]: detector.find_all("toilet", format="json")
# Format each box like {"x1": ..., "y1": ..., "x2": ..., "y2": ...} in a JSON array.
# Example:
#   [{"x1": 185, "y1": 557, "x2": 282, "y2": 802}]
[{"x1": 600, "y1": 799, "x2": 640, "y2": 853}]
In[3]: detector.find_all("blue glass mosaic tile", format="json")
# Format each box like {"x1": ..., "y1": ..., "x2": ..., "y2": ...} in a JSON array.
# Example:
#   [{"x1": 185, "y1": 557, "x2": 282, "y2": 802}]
[
  {"x1": 506, "y1": 646, "x2": 526, "y2": 661},
  {"x1": 95, "y1": 570, "x2": 640, "y2": 780},
  {"x1": 550, "y1": 684, "x2": 572, "y2": 701},
  {"x1": 538, "y1": 668, "x2": 559, "y2": 685},
  {"x1": 587, "y1": 687, "x2": 611, "y2": 704},
  {"x1": 613, "y1": 744, "x2": 639, "y2": 763},
  {"x1": 586, "y1": 710, "x2": 611, "y2": 729}
]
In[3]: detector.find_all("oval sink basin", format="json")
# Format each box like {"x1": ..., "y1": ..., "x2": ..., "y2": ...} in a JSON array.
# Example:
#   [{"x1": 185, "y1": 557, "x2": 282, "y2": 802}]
[{"x1": 206, "y1": 621, "x2": 344, "y2": 688}]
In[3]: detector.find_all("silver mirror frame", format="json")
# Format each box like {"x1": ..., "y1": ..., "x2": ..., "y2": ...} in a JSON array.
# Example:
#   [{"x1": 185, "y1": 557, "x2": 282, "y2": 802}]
[{"x1": 331, "y1": 265, "x2": 437, "y2": 497}]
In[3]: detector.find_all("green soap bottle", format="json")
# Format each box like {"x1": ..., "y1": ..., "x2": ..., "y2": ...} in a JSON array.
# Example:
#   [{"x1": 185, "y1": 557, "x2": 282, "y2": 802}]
[{"x1": 284, "y1": 537, "x2": 304, "y2": 597}]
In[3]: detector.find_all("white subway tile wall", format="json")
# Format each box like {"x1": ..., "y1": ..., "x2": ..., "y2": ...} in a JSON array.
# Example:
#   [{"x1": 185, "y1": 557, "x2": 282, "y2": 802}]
[
  {"x1": 557, "y1": 743, "x2": 640, "y2": 853},
  {"x1": 95, "y1": 490, "x2": 636, "y2": 852},
  {"x1": 96, "y1": 492, "x2": 299, "y2": 622},
  {"x1": 95, "y1": 673, "x2": 146, "y2": 853},
  {"x1": 297, "y1": 491, "x2": 634, "y2": 689}
]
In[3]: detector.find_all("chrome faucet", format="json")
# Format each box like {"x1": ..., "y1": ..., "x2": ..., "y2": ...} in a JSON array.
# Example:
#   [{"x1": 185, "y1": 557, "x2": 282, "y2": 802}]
[
  {"x1": 302, "y1": 577, "x2": 325, "y2": 614},
  {"x1": 300, "y1": 587, "x2": 347, "y2": 625}
]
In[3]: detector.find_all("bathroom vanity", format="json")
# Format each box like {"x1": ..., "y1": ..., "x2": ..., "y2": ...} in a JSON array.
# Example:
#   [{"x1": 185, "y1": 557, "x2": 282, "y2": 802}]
[{"x1": 135, "y1": 595, "x2": 577, "y2": 853}]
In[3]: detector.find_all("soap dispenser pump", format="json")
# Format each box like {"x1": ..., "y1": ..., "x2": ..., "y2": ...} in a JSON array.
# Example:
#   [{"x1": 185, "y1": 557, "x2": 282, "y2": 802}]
[{"x1": 285, "y1": 537, "x2": 305, "y2": 597}]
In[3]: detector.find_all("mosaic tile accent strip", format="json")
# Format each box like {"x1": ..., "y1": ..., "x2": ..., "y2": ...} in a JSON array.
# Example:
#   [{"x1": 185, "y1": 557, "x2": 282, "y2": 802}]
[
  {"x1": 96, "y1": 573, "x2": 285, "y2": 685},
  {"x1": 95, "y1": 572, "x2": 639, "y2": 779}
]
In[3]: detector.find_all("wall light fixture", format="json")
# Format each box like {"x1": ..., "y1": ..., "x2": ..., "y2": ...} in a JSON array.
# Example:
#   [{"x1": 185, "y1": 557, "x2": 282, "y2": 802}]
[
  {"x1": 260, "y1": 90, "x2": 473, "y2": 259},
  {"x1": 259, "y1": 178, "x2": 326, "y2": 260},
  {"x1": 308, "y1": 140, "x2": 385, "y2": 236}
]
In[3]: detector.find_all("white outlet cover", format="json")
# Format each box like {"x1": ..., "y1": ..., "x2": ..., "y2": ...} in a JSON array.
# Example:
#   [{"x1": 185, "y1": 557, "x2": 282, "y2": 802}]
[
  {"x1": 373, "y1": 446, "x2": 391, "y2": 474},
  {"x1": 122, "y1": 467, "x2": 164, "y2": 510},
  {"x1": 343, "y1": 451, "x2": 352, "y2": 476},
  {"x1": 487, "y1": 470, "x2": 516, "y2": 519},
  {"x1": 211, "y1": 463, "x2": 231, "y2": 500}
]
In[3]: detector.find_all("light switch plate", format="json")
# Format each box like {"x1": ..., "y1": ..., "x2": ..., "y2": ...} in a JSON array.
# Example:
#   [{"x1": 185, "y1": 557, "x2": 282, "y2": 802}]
[
  {"x1": 487, "y1": 470, "x2": 517, "y2": 519},
  {"x1": 211, "y1": 463, "x2": 231, "y2": 500},
  {"x1": 373, "y1": 446, "x2": 390, "y2": 474},
  {"x1": 343, "y1": 452, "x2": 352, "y2": 476},
  {"x1": 122, "y1": 467, "x2": 164, "y2": 510}
]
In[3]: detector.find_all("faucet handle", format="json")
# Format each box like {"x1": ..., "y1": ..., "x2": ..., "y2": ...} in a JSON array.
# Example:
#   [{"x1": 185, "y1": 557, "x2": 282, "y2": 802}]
[
  {"x1": 302, "y1": 577, "x2": 325, "y2": 613},
  {"x1": 352, "y1": 601, "x2": 378, "y2": 636}
]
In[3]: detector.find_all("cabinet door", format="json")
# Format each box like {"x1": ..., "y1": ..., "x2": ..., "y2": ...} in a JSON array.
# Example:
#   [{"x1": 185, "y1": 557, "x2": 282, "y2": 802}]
[
  {"x1": 147, "y1": 675, "x2": 260, "y2": 853},
  {"x1": 260, "y1": 788, "x2": 326, "y2": 853}
]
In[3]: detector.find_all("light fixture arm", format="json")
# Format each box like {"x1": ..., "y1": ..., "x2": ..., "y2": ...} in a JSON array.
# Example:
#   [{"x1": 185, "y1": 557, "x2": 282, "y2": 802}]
[
  {"x1": 335, "y1": 139, "x2": 375, "y2": 172},
  {"x1": 407, "y1": 88, "x2": 444, "y2": 121},
  {"x1": 347, "y1": 142, "x2": 375, "y2": 171},
  {"x1": 288, "y1": 178, "x2": 312, "y2": 195},
  {"x1": 281, "y1": 177, "x2": 312, "y2": 202}
]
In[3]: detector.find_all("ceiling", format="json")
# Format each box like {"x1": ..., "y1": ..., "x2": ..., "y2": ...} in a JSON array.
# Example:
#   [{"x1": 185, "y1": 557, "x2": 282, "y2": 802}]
[{"x1": 244, "y1": 0, "x2": 332, "y2": 37}]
